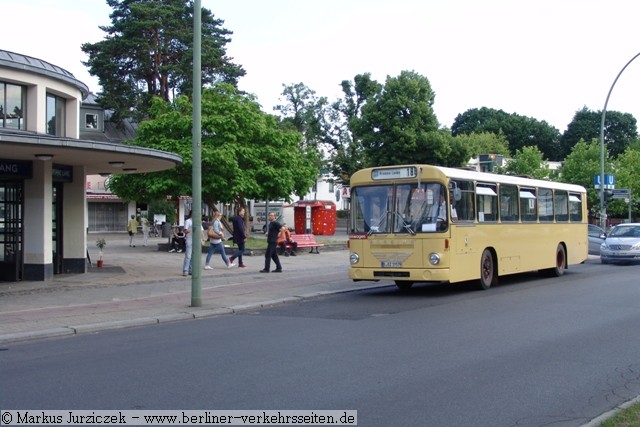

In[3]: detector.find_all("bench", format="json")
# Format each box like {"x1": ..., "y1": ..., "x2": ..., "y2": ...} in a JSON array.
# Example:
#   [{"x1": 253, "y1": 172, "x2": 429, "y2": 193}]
[{"x1": 285, "y1": 233, "x2": 324, "y2": 254}]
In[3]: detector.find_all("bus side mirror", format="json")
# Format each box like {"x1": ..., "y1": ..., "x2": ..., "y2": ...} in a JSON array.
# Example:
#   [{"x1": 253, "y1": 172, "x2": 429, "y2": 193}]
[{"x1": 453, "y1": 188, "x2": 462, "y2": 201}]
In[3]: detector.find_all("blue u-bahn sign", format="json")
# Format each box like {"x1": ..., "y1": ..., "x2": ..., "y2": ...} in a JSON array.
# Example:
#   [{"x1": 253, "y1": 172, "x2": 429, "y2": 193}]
[{"x1": 594, "y1": 174, "x2": 615, "y2": 189}]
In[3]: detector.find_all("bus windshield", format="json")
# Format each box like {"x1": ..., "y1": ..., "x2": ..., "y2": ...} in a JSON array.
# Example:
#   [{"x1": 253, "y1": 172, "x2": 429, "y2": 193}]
[{"x1": 352, "y1": 182, "x2": 447, "y2": 234}]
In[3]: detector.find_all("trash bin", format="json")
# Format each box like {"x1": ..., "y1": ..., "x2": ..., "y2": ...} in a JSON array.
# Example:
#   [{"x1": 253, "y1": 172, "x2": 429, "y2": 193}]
[{"x1": 161, "y1": 222, "x2": 171, "y2": 238}]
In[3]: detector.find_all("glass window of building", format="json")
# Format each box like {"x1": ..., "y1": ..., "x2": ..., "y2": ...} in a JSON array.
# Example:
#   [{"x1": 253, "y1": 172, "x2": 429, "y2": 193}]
[
  {"x1": 1, "y1": 82, "x2": 26, "y2": 130},
  {"x1": 46, "y1": 94, "x2": 66, "y2": 136},
  {"x1": 85, "y1": 113, "x2": 98, "y2": 129}
]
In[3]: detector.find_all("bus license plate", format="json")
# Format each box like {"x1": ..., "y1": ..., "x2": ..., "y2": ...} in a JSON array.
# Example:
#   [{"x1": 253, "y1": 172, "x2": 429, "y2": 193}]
[{"x1": 381, "y1": 261, "x2": 402, "y2": 268}]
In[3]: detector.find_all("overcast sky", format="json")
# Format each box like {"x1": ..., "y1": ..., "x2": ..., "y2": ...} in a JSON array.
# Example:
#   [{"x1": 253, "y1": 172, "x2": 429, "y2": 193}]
[{"x1": 4, "y1": 0, "x2": 640, "y2": 132}]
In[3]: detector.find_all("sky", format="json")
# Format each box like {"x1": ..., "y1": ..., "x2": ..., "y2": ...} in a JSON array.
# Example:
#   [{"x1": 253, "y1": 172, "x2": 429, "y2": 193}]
[{"x1": 4, "y1": 0, "x2": 640, "y2": 132}]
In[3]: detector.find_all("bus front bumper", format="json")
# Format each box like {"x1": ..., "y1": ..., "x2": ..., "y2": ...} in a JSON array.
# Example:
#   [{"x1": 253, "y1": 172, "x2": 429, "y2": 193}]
[{"x1": 349, "y1": 267, "x2": 450, "y2": 283}]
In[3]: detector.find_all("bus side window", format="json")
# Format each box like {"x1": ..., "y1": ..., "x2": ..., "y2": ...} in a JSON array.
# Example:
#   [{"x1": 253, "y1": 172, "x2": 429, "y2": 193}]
[
  {"x1": 538, "y1": 188, "x2": 554, "y2": 222},
  {"x1": 554, "y1": 190, "x2": 569, "y2": 222},
  {"x1": 476, "y1": 184, "x2": 498, "y2": 222},
  {"x1": 499, "y1": 184, "x2": 519, "y2": 222},
  {"x1": 451, "y1": 179, "x2": 474, "y2": 221},
  {"x1": 520, "y1": 188, "x2": 537, "y2": 221},
  {"x1": 569, "y1": 193, "x2": 582, "y2": 221}
]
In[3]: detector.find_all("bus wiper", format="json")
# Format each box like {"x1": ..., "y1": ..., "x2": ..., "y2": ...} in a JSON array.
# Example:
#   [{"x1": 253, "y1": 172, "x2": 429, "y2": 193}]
[
  {"x1": 390, "y1": 211, "x2": 415, "y2": 235},
  {"x1": 367, "y1": 212, "x2": 388, "y2": 236}
]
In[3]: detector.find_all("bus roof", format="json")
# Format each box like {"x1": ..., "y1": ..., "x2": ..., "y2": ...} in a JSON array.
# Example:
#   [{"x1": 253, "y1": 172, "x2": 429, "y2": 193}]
[{"x1": 352, "y1": 165, "x2": 586, "y2": 193}]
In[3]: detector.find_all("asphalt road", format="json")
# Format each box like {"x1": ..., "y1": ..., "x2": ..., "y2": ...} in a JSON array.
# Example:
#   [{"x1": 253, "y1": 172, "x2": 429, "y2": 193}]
[{"x1": 2, "y1": 258, "x2": 639, "y2": 427}]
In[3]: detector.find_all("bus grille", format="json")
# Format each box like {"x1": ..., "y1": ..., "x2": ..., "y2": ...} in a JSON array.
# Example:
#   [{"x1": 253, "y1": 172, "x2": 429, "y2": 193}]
[{"x1": 374, "y1": 271, "x2": 410, "y2": 278}]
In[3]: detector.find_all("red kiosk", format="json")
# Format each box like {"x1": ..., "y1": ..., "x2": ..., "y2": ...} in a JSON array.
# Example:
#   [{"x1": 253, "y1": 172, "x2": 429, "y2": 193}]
[{"x1": 292, "y1": 200, "x2": 337, "y2": 235}]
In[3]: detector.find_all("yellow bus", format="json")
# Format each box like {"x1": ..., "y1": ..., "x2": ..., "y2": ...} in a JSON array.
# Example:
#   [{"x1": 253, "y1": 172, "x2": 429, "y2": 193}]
[{"x1": 348, "y1": 165, "x2": 588, "y2": 290}]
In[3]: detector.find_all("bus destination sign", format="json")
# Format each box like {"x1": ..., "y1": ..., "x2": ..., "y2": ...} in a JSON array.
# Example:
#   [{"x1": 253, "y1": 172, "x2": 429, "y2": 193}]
[{"x1": 371, "y1": 166, "x2": 417, "y2": 180}]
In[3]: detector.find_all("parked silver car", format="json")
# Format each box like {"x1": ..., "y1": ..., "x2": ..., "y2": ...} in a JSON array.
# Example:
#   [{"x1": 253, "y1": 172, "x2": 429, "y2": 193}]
[
  {"x1": 600, "y1": 223, "x2": 640, "y2": 264},
  {"x1": 588, "y1": 224, "x2": 606, "y2": 255}
]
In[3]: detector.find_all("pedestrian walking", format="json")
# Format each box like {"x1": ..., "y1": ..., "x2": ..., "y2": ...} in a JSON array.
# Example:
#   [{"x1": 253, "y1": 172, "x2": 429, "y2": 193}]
[
  {"x1": 260, "y1": 212, "x2": 282, "y2": 273},
  {"x1": 182, "y1": 211, "x2": 193, "y2": 276},
  {"x1": 127, "y1": 214, "x2": 138, "y2": 247},
  {"x1": 141, "y1": 215, "x2": 150, "y2": 246},
  {"x1": 229, "y1": 207, "x2": 247, "y2": 268},
  {"x1": 204, "y1": 211, "x2": 235, "y2": 270}
]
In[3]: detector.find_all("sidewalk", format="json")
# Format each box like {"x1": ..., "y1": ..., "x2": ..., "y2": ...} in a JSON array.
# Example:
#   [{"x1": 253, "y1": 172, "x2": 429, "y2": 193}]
[{"x1": 0, "y1": 231, "x2": 381, "y2": 345}]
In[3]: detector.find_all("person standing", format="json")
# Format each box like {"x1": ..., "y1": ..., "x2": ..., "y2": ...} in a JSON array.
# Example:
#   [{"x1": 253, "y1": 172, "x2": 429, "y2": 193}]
[
  {"x1": 182, "y1": 211, "x2": 193, "y2": 276},
  {"x1": 127, "y1": 214, "x2": 138, "y2": 247},
  {"x1": 229, "y1": 207, "x2": 247, "y2": 268},
  {"x1": 204, "y1": 211, "x2": 235, "y2": 270},
  {"x1": 141, "y1": 215, "x2": 150, "y2": 246},
  {"x1": 260, "y1": 212, "x2": 282, "y2": 273}
]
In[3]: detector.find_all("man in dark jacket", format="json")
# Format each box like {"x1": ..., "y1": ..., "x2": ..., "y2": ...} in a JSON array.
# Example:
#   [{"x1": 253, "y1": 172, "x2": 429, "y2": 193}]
[
  {"x1": 229, "y1": 208, "x2": 247, "y2": 268},
  {"x1": 260, "y1": 212, "x2": 283, "y2": 273}
]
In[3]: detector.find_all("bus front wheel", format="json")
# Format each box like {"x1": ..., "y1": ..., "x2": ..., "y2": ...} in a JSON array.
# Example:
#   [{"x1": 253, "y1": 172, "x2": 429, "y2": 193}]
[{"x1": 479, "y1": 249, "x2": 497, "y2": 290}]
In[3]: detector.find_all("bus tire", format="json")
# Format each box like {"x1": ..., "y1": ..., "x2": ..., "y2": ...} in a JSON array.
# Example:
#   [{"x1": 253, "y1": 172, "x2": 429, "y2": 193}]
[
  {"x1": 479, "y1": 248, "x2": 497, "y2": 290},
  {"x1": 395, "y1": 281, "x2": 414, "y2": 291},
  {"x1": 543, "y1": 243, "x2": 566, "y2": 277}
]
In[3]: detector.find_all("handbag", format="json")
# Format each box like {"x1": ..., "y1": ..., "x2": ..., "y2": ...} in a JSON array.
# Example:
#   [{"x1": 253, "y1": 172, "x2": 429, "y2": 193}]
[{"x1": 207, "y1": 226, "x2": 221, "y2": 239}]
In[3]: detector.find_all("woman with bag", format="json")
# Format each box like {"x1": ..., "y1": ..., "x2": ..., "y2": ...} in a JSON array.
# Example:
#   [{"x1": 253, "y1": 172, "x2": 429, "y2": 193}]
[{"x1": 204, "y1": 211, "x2": 236, "y2": 270}]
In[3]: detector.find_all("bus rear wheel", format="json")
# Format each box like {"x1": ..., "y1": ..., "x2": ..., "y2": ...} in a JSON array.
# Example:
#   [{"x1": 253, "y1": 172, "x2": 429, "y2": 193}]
[
  {"x1": 542, "y1": 244, "x2": 566, "y2": 277},
  {"x1": 479, "y1": 249, "x2": 497, "y2": 290},
  {"x1": 395, "y1": 281, "x2": 414, "y2": 291}
]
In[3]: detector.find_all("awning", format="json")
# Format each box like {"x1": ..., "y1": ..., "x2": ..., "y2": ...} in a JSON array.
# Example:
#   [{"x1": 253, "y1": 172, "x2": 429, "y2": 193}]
[{"x1": 476, "y1": 186, "x2": 497, "y2": 196}]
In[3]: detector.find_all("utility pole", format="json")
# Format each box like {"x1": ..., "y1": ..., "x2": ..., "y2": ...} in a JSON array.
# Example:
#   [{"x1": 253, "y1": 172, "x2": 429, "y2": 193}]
[
  {"x1": 191, "y1": 0, "x2": 202, "y2": 307},
  {"x1": 599, "y1": 51, "x2": 640, "y2": 229}
]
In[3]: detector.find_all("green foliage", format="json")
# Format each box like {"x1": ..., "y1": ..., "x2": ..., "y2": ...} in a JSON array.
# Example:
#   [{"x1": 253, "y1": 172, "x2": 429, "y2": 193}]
[
  {"x1": 148, "y1": 199, "x2": 178, "y2": 224},
  {"x1": 453, "y1": 131, "x2": 510, "y2": 160},
  {"x1": 496, "y1": 146, "x2": 552, "y2": 180},
  {"x1": 108, "y1": 85, "x2": 318, "y2": 209},
  {"x1": 82, "y1": 0, "x2": 245, "y2": 123},
  {"x1": 559, "y1": 139, "x2": 611, "y2": 215},
  {"x1": 359, "y1": 70, "x2": 442, "y2": 166},
  {"x1": 327, "y1": 73, "x2": 382, "y2": 184},
  {"x1": 559, "y1": 107, "x2": 639, "y2": 159},
  {"x1": 96, "y1": 238, "x2": 107, "y2": 250},
  {"x1": 452, "y1": 107, "x2": 561, "y2": 160},
  {"x1": 611, "y1": 146, "x2": 640, "y2": 217}
]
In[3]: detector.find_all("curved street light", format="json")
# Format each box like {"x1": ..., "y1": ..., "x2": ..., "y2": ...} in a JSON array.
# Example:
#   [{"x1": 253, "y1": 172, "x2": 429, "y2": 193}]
[{"x1": 599, "y1": 51, "x2": 640, "y2": 228}]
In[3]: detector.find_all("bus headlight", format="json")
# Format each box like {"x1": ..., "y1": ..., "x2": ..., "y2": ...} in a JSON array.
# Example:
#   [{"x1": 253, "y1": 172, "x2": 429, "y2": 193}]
[
  {"x1": 429, "y1": 253, "x2": 440, "y2": 265},
  {"x1": 350, "y1": 253, "x2": 360, "y2": 265}
]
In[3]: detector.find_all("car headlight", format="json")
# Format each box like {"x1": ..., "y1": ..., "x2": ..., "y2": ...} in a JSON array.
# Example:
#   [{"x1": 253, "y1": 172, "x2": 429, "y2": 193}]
[
  {"x1": 429, "y1": 253, "x2": 440, "y2": 265},
  {"x1": 633, "y1": 243, "x2": 640, "y2": 250},
  {"x1": 349, "y1": 253, "x2": 360, "y2": 265}
]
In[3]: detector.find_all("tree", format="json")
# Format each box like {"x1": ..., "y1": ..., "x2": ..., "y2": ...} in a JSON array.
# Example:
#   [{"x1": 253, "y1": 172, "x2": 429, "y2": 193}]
[
  {"x1": 452, "y1": 131, "x2": 510, "y2": 160},
  {"x1": 559, "y1": 139, "x2": 611, "y2": 217},
  {"x1": 496, "y1": 146, "x2": 553, "y2": 180},
  {"x1": 81, "y1": 0, "x2": 245, "y2": 123},
  {"x1": 560, "y1": 107, "x2": 639, "y2": 159},
  {"x1": 612, "y1": 147, "x2": 640, "y2": 218},
  {"x1": 107, "y1": 84, "x2": 318, "y2": 212},
  {"x1": 327, "y1": 73, "x2": 381, "y2": 184},
  {"x1": 452, "y1": 107, "x2": 561, "y2": 160},
  {"x1": 359, "y1": 70, "x2": 443, "y2": 166}
]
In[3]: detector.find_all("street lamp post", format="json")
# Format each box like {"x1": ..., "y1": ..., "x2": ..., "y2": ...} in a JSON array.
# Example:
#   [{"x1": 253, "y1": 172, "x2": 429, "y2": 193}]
[{"x1": 599, "y1": 51, "x2": 640, "y2": 228}]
